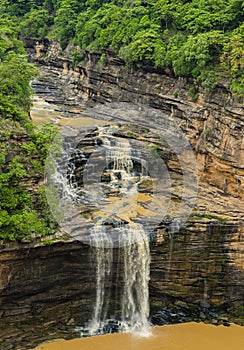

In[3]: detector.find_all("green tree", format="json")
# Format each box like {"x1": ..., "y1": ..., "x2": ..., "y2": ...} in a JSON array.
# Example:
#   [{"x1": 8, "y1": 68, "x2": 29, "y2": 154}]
[
  {"x1": 5, "y1": 0, "x2": 47, "y2": 16},
  {"x1": 122, "y1": 28, "x2": 166, "y2": 67},
  {"x1": 20, "y1": 8, "x2": 53, "y2": 39},
  {"x1": 221, "y1": 24, "x2": 244, "y2": 96},
  {"x1": 53, "y1": 0, "x2": 82, "y2": 49},
  {"x1": 0, "y1": 17, "x2": 58, "y2": 241},
  {"x1": 0, "y1": 52, "x2": 37, "y2": 113},
  {"x1": 0, "y1": 18, "x2": 38, "y2": 117},
  {"x1": 0, "y1": 118, "x2": 58, "y2": 241},
  {"x1": 168, "y1": 31, "x2": 225, "y2": 77}
]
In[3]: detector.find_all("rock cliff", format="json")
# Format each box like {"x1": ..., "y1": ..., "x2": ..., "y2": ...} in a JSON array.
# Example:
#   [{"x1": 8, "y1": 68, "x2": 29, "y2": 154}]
[
  {"x1": 27, "y1": 39, "x2": 244, "y2": 216},
  {"x1": 0, "y1": 39, "x2": 243, "y2": 350}
]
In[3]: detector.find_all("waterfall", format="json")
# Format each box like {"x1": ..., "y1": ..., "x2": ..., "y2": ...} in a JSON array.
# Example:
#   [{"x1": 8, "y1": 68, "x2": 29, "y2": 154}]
[
  {"x1": 87, "y1": 128, "x2": 151, "y2": 335},
  {"x1": 120, "y1": 225, "x2": 150, "y2": 334},
  {"x1": 47, "y1": 125, "x2": 152, "y2": 336},
  {"x1": 103, "y1": 133, "x2": 133, "y2": 175},
  {"x1": 87, "y1": 224, "x2": 151, "y2": 336},
  {"x1": 88, "y1": 226, "x2": 113, "y2": 335}
]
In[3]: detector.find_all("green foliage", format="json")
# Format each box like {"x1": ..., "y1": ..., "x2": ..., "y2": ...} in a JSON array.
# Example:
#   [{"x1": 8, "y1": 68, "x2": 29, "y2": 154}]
[
  {"x1": 199, "y1": 71, "x2": 218, "y2": 93},
  {"x1": 0, "y1": 118, "x2": 58, "y2": 241},
  {"x1": 72, "y1": 50, "x2": 85, "y2": 66},
  {"x1": 28, "y1": 123, "x2": 59, "y2": 163},
  {"x1": 0, "y1": 53, "x2": 37, "y2": 112},
  {"x1": 0, "y1": 19, "x2": 39, "y2": 117},
  {"x1": 188, "y1": 84, "x2": 199, "y2": 101},
  {"x1": 73, "y1": 0, "x2": 243, "y2": 97},
  {"x1": 193, "y1": 213, "x2": 228, "y2": 222},
  {"x1": 42, "y1": 237, "x2": 56, "y2": 245},
  {"x1": 0, "y1": 210, "x2": 49, "y2": 241},
  {"x1": 218, "y1": 216, "x2": 228, "y2": 222},
  {"x1": 148, "y1": 144, "x2": 162, "y2": 171},
  {"x1": 175, "y1": 0, "x2": 243, "y2": 34},
  {"x1": 53, "y1": 0, "x2": 82, "y2": 49},
  {"x1": 221, "y1": 23, "x2": 244, "y2": 97},
  {"x1": 148, "y1": 145, "x2": 161, "y2": 153},
  {"x1": 168, "y1": 31, "x2": 225, "y2": 78},
  {"x1": 98, "y1": 52, "x2": 106, "y2": 65},
  {"x1": 0, "y1": 94, "x2": 22, "y2": 120},
  {"x1": 123, "y1": 28, "x2": 166, "y2": 68},
  {"x1": 0, "y1": 18, "x2": 58, "y2": 241},
  {"x1": 20, "y1": 9, "x2": 53, "y2": 39},
  {"x1": 3, "y1": 0, "x2": 244, "y2": 96},
  {"x1": 126, "y1": 131, "x2": 136, "y2": 137},
  {"x1": 4, "y1": 0, "x2": 47, "y2": 16},
  {"x1": 220, "y1": 257, "x2": 228, "y2": 264}
]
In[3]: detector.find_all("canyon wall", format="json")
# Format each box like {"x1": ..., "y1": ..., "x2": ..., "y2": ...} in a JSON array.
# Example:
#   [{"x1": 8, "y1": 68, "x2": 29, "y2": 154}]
[
  {"x1": 0, "y1": 221, "x2": 243, "y2": 350},
  {"x1": 28, "y1": 39, "x2": 244, "y2": 205},
  {"x1": 0, "y1": 39, "x2": 243, "y2": 350}
]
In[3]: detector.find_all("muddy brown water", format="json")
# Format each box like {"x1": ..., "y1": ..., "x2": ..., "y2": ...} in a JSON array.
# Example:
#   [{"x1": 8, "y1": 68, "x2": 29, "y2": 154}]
[{"x1": 33, "y1": 323, "x2": 244, "y2": 350}]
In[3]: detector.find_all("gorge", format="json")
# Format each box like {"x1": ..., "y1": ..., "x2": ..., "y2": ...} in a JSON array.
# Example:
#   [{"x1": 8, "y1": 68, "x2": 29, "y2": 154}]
[{"x1": 0, "y1": 39, "x2": 243, "y2": 350}]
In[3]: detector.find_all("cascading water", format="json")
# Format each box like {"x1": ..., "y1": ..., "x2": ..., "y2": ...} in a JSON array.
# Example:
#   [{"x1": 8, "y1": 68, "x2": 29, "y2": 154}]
[
  {"x1": 47, "y1": 125, "x2": 152, "y2": 336},
  {"x1": 86, "y1": 127, "x2": 151, "y2": 335},
  {"x1": 87, "y1": 224, "x2": 151, "y2": 336},
  {"x1": 120, "y1": 225, "x2": 150, "y2": 334},
  {"x1": 88, "y1": 226, "x2": 113, "y2": 335}
]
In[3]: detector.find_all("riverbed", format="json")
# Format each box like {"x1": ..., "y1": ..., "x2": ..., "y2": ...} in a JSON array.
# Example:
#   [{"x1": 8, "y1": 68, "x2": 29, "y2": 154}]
[{"x1": 34, "y1": 323, "x2": 244, "y2": 350}]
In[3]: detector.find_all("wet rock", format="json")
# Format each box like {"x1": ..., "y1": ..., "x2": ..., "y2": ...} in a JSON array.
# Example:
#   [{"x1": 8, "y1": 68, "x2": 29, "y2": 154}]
[
  {"x1": 67, "y1": 318, "x2": 75, "y2": 326},
  {"x1": 200, "y1": 301, "x2": 211, "y2": 309},
  {"x1": 138, "y1": 178, "x2": 153, "y2": 193},
  {"x1": 150, "y1": 307, "x2": 190, "y2": 325},
  {"x1": 200, "y1": 312, "x2": 207, "y2": 320}
]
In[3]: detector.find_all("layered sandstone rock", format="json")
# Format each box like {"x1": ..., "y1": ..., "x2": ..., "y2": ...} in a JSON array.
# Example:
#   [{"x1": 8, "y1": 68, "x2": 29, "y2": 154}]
[
  {"x1": 0, "y1": 39, "x2": 242, "y2": 350},
  {"x1": 26, "y1": 39, "x2": 244, "y2": 210}
]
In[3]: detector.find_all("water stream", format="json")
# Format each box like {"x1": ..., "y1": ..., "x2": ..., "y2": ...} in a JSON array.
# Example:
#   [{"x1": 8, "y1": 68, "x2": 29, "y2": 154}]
[
  {"x1": 47, "y1": 125, "x2": 152, "y2": 336},
  {"x1": 88, "y1": 224, "x2": 150, "y2": 336},
  {"x1": 85, "y1": 128, "x2": 151, "y2": 335}
]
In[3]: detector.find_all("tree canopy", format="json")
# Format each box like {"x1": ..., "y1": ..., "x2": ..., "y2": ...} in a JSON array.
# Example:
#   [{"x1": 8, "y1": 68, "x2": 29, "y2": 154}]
[{"x1": 3, "y1": 0, "x2": 244, "y2": 96}]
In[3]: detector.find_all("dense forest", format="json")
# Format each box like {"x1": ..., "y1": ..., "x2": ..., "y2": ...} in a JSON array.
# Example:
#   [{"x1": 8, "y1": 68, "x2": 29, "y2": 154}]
[
  {"x1": 0, "y1": 0, "x2": 57, "y2": 241},
  {"x1": 0, "y1": 0, "x2": 243, "y2": 241},
  {"x1": 2, "y1": 0, "x2": 244, "y2": 96}
]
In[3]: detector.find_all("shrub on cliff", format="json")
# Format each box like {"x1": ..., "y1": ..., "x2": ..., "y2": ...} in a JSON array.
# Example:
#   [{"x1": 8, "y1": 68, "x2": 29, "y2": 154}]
[{"x1": 0, "y1": 119, "x2": 58, "y2": 241}]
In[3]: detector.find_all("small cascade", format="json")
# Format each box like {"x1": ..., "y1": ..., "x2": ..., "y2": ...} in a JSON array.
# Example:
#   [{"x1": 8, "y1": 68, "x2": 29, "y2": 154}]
[
  {"x1": 167, "y1": 221, "x2": 180, "y2": 276},
  {"x1": 202, "y1": 277, "x2": 209, "y2": 307},
  {"x1": 103, "y1": 133, "x2": 133, "y2": 175},
  {"x1": 48, "y1": 139, "x2": 80, "y2": 201}
]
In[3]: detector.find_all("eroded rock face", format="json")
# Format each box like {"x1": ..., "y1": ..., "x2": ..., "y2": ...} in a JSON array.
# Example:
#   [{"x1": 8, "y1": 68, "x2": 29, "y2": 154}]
[
  {"x1": 0, "y1": 222, "x2": 243, "y2": 350},
  {"x1": 0, "y1": 241, "x2": 95, "y2": 349},
  {"x1": 26, "y1": 39, "x2": 243, "y2": 208},
  {"x1": 0, "y1": 39, "x2": 242, "y2": 349}
]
